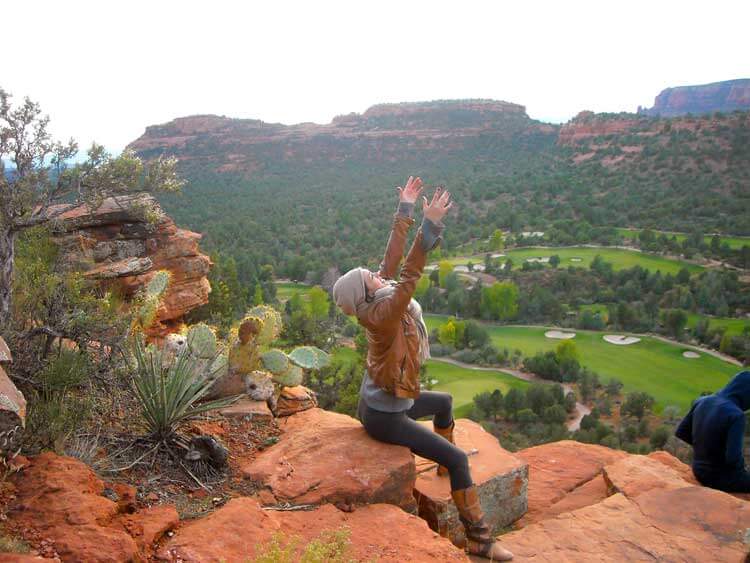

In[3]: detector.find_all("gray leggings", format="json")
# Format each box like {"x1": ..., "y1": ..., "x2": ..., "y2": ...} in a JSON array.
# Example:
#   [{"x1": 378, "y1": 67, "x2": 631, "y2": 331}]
[{"x1": 357, "y1": 390, "x2": 472, "y2": 490}]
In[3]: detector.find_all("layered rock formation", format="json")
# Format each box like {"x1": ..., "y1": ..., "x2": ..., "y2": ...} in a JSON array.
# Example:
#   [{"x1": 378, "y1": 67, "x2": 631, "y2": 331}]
[
  {"x1": 128, "y1": 100, "x2": 557, "y2": 176},
  {"x1": 49, "y1": 193, "x2": 211, "y2": 337},
  {"x1": 0, "y1": 336, "x2": 25, "y2": 456},
  {"x1": 639, "y1": 78, "x2": 750, "y2": 117}
]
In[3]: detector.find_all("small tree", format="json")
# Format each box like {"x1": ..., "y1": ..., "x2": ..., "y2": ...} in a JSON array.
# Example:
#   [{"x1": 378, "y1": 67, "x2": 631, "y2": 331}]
[{"x1": 0, "y1": 87, "x2": 182, "y2": 325}]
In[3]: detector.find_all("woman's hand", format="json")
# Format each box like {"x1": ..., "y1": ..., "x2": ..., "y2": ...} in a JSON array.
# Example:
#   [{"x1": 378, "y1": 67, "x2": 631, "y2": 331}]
[
  {"x1": 423, "y1": 186, "x2": 453, "y2": 223},
  {"x1": 397, "y1": 176, "x2": 424, "y2": 204}
]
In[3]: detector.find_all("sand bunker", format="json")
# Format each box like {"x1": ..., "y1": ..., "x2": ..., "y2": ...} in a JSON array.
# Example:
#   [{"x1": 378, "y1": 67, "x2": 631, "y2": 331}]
[
  {"x1": 491, "y1": 253, "x2": 506, "y2": 258},
  {"x1": 603, "y1": 334, "x2": 641, "y2": 345},
  {"x1": 570, "y1": 257, "x2": 582, "y2": 262},
  {"x1": 526, "y1": 257, "x2": 550, "y2": 263},
  {"x1": 682, "y1": 351, "x2": 701, "y2": 359},
  {"x1": 545, "y1": 330, "x2": 576, "y2": 340}
]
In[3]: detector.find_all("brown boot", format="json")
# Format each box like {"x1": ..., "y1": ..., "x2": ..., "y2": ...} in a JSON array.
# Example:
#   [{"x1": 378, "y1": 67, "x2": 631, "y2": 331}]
[
  {"x1": 451, "y1": 486, "x2": 514, "y2": 561},
  {"x1": 434, "y1": 420, "x2": 455, "y2": 476}
]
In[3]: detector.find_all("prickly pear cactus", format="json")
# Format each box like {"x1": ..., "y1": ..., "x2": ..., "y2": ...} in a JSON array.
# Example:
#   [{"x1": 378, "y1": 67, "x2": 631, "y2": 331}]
[
  {"x1": 288, "y1": 346, "x2": 330, "y2": 370},
  {"x1": 239, "y1": 315, "x2": 263, "y2": 344},
  {"x1": 272, "y1": 364, "x2": 304, "y2": 387},
  {"x1": 146, "y1": 270, "x2": 171, "y2": 299},
  {"x1": 132, "y1": 270, "x2": 171, "y2": 333},
  {"x1": 260, "y1": 349, "x2": 289, "y2": 375},
  {"x1": 246, "y1": 305, "x2": 282, "y2": 346},
  {"x1": 186, "y1": 323, "x2": 218, "y2": 359}
]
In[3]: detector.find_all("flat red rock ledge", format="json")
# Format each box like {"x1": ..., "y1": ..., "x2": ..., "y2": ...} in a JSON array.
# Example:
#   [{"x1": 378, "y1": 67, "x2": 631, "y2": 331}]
[
  {"x1": 157, "y1": 497, "x2": 468, "y2": 562},
  {"x1": 242, "y1": 408, "x2": 416, "y2": 510},
  {"x1": 498, "y1": 487, "x2": 750, "y2": 562}
]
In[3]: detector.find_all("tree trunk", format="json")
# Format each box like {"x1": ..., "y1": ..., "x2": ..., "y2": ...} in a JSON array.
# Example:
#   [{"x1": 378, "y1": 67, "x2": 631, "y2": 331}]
[{"x1": 0, "y1": 228, "x2": 15, "y2": 327}]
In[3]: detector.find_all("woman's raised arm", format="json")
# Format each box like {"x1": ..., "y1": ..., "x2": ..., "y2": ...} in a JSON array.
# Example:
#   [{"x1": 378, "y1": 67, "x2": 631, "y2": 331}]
[{"x1": 378, "y1": 176, "x2": 423, "y2": 279}]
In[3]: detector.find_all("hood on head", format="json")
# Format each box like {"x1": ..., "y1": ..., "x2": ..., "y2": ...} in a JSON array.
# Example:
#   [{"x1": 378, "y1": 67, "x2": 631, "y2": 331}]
[
  {"x1": 717, "y1": 370, "x2": 750, "y2": 411},
  {"x1": 332, "y1": 267, "x2": 368, "y2": 316}
]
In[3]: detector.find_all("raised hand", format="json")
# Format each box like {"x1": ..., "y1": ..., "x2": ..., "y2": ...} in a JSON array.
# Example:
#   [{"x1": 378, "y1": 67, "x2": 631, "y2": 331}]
[
  {"x1": 397, "y1": 176, "x2": 424, "y2": 204},
  {"x1": 422, "y1": 186, "x2": 453, "y2": 224}
]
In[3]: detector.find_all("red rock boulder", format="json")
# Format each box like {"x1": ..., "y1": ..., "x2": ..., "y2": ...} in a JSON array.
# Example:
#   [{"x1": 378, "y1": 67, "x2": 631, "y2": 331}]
[
  {"x1": 515, "y1": 440, "x2": 627, "y2": 526},
  {"x1": 242, "y1": 408, "x2": 416, "y2": 510},
  {"x1": 157, "y1": 497, "x2": 467, "y2": 562}
]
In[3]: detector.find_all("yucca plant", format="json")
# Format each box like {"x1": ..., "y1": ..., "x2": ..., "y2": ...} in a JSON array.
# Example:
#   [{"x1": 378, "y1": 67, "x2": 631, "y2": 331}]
[{"x1": 131, "y1": 334, "x2": 238, "y2": 441}]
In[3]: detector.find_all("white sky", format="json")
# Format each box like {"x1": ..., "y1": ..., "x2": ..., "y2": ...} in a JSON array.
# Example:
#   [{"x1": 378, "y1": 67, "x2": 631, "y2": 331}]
[{"x1": 3, "y1": 0, "x2": 749, "y2": 153}]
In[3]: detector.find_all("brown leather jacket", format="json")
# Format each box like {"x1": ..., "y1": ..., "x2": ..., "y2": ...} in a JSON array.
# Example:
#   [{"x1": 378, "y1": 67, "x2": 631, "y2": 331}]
[{"x1": 357, "y1": 213, "x2": 428, "y2": 399}]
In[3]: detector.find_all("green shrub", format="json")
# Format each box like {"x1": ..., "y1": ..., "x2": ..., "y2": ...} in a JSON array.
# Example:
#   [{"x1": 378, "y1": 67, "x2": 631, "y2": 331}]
[{"x1": 251, "y1": 528, "x2": 354, "y2": 563}]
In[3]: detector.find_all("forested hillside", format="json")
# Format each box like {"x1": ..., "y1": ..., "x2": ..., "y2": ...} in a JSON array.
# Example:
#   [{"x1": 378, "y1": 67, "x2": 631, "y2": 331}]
[{"x1": 128, "y1": 100, "x2": 750, "y2": 285}]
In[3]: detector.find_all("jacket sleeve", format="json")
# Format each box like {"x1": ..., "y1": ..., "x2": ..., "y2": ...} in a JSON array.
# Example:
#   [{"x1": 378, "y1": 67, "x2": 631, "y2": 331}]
[
  {"x1": 368, "y1": 229, "x2": 428, "y2": 328},
  {"x1": 379, "y1": 207, "x2": 415, "y2": 280},
  {"x1": 725, "y1": 413, "x2": 746, "y2": 469},
  {"x1": 675, "y1": 404, "x2": 695, "y2": 445}
]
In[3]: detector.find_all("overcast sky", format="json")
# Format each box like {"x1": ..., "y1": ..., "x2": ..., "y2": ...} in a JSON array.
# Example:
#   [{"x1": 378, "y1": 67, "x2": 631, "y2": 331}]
[{"x1": 3, "y1": 0, "x2": 749, "y2": 153}]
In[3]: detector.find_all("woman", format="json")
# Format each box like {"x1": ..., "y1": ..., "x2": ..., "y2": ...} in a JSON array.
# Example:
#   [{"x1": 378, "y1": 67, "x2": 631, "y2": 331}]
[{"x1": 332, "y1": 176, "x2": 513, "y2": 561}]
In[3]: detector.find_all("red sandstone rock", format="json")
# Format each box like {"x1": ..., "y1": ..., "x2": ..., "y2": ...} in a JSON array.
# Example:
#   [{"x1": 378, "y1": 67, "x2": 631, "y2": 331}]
[
  {"x1": 500, "y1": 488, "x2": 750, "y2": 562},
  {"x1": 218, "y1": 398, "x2": 273, "y2": 420},
  {"x1": 6, "y1": 452, "x2": 178, "y2": 562},
  {"x1": 274, "y1": 385, "x2": 318, "y2": 417},
  {"x1": 114, "y1": 505, "x2": 179, "y2": 553},
  {"x1": 647, "y1": 450, "x2": 699, "y2": 485},
  {"x1": 157, "y1": 497, "x2": 467, "y2": 562},
  {"x1": 49, "y1": 194, "x2": 211, "y2": 338},
  {"x1": 515, "y1": 440, "x2": 627, "y2": 526},
  {"x1": 0, "y1": 335, "x2": 11, "y2": 363},
  {"x1": 642, "y1": 79, "x2": 750, "y2": 117},
  {"x1": 603, "y1": 454, "x2": 693, "y2": 498},
  {"x1": 414, "y1": 419, "x2": 527, "y2": 545},
  {"x1": 242, "y1": 408, "x2": 416, "y2": 510}
]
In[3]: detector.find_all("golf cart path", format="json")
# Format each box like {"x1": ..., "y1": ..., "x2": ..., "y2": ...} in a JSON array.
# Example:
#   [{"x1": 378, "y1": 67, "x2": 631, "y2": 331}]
[{"x1": 430, "y1": 357, "x2": 590, "y2": 431}]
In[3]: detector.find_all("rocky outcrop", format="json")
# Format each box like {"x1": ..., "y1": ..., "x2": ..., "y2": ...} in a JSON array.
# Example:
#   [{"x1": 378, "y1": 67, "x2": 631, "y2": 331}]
[
  {"x1": 640, "y1": 78, "x2": 750, "y2": 117},
  {"x1": 158, "y1": 497, "x2": 467, "y2": 562},
  {"x1": 414, "y1": 419, "x2": 527, "y2": 545},
  {"x1": 6, "y1": 452, "x2": 178, "y2": 561},
  {"x1": 501, "y1": 443, "x2": 750, "y2": 561},
  {"x1": 5, "y1": 425, "x2": 750, "y2": 561},
  {"x1": 49, "y1": 193, "x2": 211, "y2": 337},
  {"x1": 242, "y1": 407, "x2": 417, "y2": 510},
  {"x1": 515, "y1": 440, "x2": 627, "y2": 525},
  {"x1": 0, "y1": 335, "x2": 25, "y2": 456},
  {"x1": 128, "y1": 100, "x2": 557, "y2": 176},
  {"x1": 273, "y1": 384, "x2": 318, "y2": 417}
]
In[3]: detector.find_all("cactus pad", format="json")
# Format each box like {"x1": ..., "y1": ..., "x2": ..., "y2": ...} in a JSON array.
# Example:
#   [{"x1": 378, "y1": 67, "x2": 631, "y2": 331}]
[
  {"x1": 272, "y1": 364, "x2": 304, "y2": 387},
  {"x1": 247, "y1": 305, "x2": 282, "y2": 345},
  {"x1": 288, "y1": 346, "x2": 330, "y2": 370},
  {"x1": 146, "y1": 270, "x2": 171, "y2": 299},
  {"x1": 187, "y1": 323, "x2": 218, "y2": 358},
  {"x1": 260, "y1": 349, "x2": 289, "y2": 375},
  {"x1": 238, "y1": 315, "x2": 263, "y2": 344}
]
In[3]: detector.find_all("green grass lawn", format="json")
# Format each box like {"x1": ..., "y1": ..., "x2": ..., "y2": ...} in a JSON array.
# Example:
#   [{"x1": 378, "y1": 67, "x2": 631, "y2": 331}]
[
  {"x1": 617, "y1": 228, "x2": 750, "y2": 250},
  {"x1": 275, "y1": 282, "x2": 313, "y2": 302},
  {"x1": 425, "y1": 314, "x2": 738, "y2": 414},
  {"x1": 438, "y1": 246, "x2": 702, "y2": 276},
  {"x1": 426, "y1": 360, "x2": 529, "y2": 418},
  {"x1": 685, "y1": 313, "x2": 750, "y2": 338}
]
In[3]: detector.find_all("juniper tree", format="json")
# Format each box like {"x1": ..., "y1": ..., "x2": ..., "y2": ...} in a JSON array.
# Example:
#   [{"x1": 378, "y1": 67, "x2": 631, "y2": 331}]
[{"x1": 0, "y1": 87, "x2": 183, "y2": 325}]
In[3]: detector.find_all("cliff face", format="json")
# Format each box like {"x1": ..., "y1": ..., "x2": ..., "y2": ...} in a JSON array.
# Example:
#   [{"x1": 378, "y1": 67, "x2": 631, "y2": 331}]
[
  {"x1": 640, "y1": 78, "x2": 750, "y2": 117},
  {"x1": 128, "y1": 100, "x2": 558, "y2": 176},
  {"x1": 558, "y1": 109, "x2": 750, "y2": 172},
  {"x1": 49, "y1": 193, "x2": 211, "y2": 337}
]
